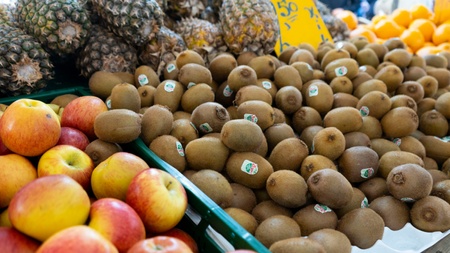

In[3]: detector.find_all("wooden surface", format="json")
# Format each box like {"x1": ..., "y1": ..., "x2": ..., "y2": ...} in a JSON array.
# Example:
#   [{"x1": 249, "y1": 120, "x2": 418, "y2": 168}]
[{"x1": 422, "y1": 233, "x2": 450, "y2": 253}]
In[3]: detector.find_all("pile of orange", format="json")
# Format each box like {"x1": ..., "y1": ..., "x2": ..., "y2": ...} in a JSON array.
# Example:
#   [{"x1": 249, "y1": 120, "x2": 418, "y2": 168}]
[{"x1": 336, "y1": 4, "x2": 450, "y2": 56}]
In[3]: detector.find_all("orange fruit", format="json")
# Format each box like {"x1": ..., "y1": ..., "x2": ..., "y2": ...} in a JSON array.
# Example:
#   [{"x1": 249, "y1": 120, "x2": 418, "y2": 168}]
[
  {"x1": 400, "y1": 29, "x2": 425, "y2": 53},
  {"x1": 390, "y1": 8, "x2": 412, "y2": 28},
  {"x1": 410, "y1": 4, "x2": 433, "y2": 20},
  {"x1": 408, "y1": 19, "x2": 436, "y2": 42},
  {"x1": 416, "y1": 46, "x2": 442, "y2": 57},
  {"x1": 350, "y1": 26, "x2": 377, "y2": 43},
  {"x1": 432, "y1": 23, "x2": 450, "y2": 45},
  {"x1": 336, "y1": 10, "x2": 358, "y2": 30},
  {"x1": 371, "y1": 14, "x2": 387, "y2": 25},
  {"x1": 437, "y1": 42, "x2": 450, "y2": 52},
  {"x1": 373, "y1": 19, "x2": 403, "y2": 39}
]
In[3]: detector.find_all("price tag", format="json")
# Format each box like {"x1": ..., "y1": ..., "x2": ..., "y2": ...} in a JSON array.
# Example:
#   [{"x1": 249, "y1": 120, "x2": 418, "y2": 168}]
[
  {"x1": 271, "y1": 0, "x2": 332, "y2": 55},
  {"x1": 434, "y1": 0, "x2": 450, "y2": 25}
]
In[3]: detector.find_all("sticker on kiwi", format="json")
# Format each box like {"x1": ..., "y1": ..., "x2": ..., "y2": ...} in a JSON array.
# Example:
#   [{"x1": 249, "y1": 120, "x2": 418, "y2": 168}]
[
  {"x1": 189, "y1": 122, "x2": 198, "y2": 134},
  {"x1": 336, "y1": 41, "x2": 344, "y2": 49},
  {"x1": 176, "y1": 141, "x2": 185, "y2": 157},
  {"x1": 306, "y1": 63, "x2": 313, "y2": 71},
  {"x1": 106, "y1": 99, "x2": 112, "y2": 109},
  {"x1": 313, "y1": 204, "x2": 332, "y2": 213},
  {"x1": 361, "y1": 198, "x2": 369, "y2": 208},
  {"x1": 164, "y1": 82, "x2": 175, "y2": 92},
  {"x1": 308, "y1": 85, "x2": 319, "y2": 97},
  {"x1": 223, "y1": 85, "x2": 233, "y2": 97},
  {"x1": 166, "y1": 63, "x2": 176, "y2": 73},
  {"x1": 359, "y1": 65, "x2": 367, "y2": 72},
  {"x1": 400, "y1": 197, "x2": 415, "y2": 203},
  {"x1": 334, "y1": 66, "x2": 348, "y2": 77},
  {"x1": 359, "y1": 106, "x2": 369, "y2": 117},
  {"x1": 441, "y1": 136, "x2": 450, "y2": 142},
  {"x1": 138, "y1": 74, "x2": 149, "y2": 86},
  {"x1": 199, "y1": 123, "x2": 213, "y2": 133},
  {"x1": 262, "y1": 81, "x2": 272, "y2": 89},
  {"x1": 244, "y1": 114, "x2": 258, "y2": 123},
  {"x1": 187, "y1": 82, "x2": 196, "y2": 89},
  {"x1": 360, "y1": 168, "x2": 375, "y2": 179},
  {"x1": 241, "y1": 160, "x2": 258, "y2": 175},
  {"x1": 392, "y1": 138, "x2": 401, "y2": 146}
]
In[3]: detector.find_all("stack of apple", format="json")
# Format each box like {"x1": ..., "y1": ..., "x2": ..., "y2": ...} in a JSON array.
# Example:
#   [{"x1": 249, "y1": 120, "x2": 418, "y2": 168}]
[{"x1": 0, "y1": 95, "x2": 211, "y2": 253}]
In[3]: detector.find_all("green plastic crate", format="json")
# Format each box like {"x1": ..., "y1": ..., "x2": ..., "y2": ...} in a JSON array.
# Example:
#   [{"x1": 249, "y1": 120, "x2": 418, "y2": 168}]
[{"x1": 0, "y1": 86, "x2": 270, "y2": 253}]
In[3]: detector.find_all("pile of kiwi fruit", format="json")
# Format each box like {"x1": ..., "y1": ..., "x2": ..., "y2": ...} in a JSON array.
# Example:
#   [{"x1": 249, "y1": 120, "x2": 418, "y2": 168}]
[{"x1": 49, "y1": 36, "x2": 450, "y2": 252}]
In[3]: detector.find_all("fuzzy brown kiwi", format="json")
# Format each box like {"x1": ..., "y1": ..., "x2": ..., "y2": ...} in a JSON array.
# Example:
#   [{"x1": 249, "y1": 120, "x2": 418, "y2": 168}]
[
  {"x1": 358, "y1": 116, "x2": 383, "y2": 139},
  {"x1": 291, "y1": 61, "x2": 314, "y2": 83},
  {"x1": 50, "y1": 94, "x2": 79, "y2": 108},
  {"x1": 112, "y1": 72, "x2": 135, "y2": 86},
  {"x1": 307, "y1": 168, "x2": 354, "y2": 209},
  {"x1": 335, "y1": 187, "x2": 369, "y2": 218},
  {"x1": 153, "y1": 80, "x2": 185, "y2": 112},
  {"x1": 172, "y1": 111, "x2": 191, "y2": 120},
  {"x1": 180, "y1": 83, "x2": 215, "y2": 113},
  {"x1": 364, "y1": 43, "x2": 388, "y2": 62},
  {"x1": 170, "y1": 118, "x2": 198, "y2": 148},
  {"x1": 333, "y1": 93, "x2": 360, "y2": 108},
  {"x1": 292, "y1": 204, "x2": 338, "y2": 236},
  {"x1": 163, "y1": 60, "x2": 179, "y2": 80},
  {"x1": 344, "y1": 131, "x2": 371, "y2": 149},
  {"x1": 369, "y1": 195, "x2": 410, "y2": 230},
  {"x1": 236, "y1": 51, "x2": 257, "y2": 65},
  {"x1": 140, "y1": 104, "x2": 173, "y2": 145},
  {"x1": 383, "y1": 37, "x2": 406, "y2": 51},
  {"x1": 378, "y1": 150, "x2": 424, "y2": 178},
  {"x1": 356, "y1": 48, "x2": 379, "y2": 69},
  {"x1": 269, "y1": 237, "x2": 327, "y2": 253},
  {"x1": 324, "y1": 58, "x2": 359, "y2": 82},
  {"x1": 370, "y1": 138, "x2": 401, "y2": 158},
  {"x1": 137, "y1": 85, "x2": 156, "y2": 108},
  {"x1": 435, "y1": 92, "x2": 450, "y2": 119},
  {"x1": 431, "y1": 179, "x2": 450, "y2": 203},
  {"x1": 299, "y1": 42, "x2": 318, "y2": 59},
  {"x1": 175, "y1": 49, "x2": 205, "y2": 69},
  {"x1": 289, "y1": 48, "x2": 315, "y2": 66},
  {"x1": 308, "y1": 228, "x2": 352, "y2": 253},
  {"x1": 226, "y1": 105, "x2": 239, "y2": 120},
  {"x1": 274, "y1": 86, "x2": 303, "y2": 115},
  {"x1": 410, "y1": 195, "x2": 450, "y2": 232},
  {"x1": 374, "y1": 64, "x2": 404, "y2": 92},
  {"x1": 184, "y1": 136, "x2": 229, "y2": 172},
  {"x1": 396, "y1": 81, "x2": 425, "y2": 103},
  {"x1": 190, "y1": 169, "x2": 233, "y2": 208},
  {"x1": 224, "y1": 207, "x2": 258, "y2": 235},
  {"x1": 320, "y1": 48, "x2": 351, "y2": 70},
  {"x1": 255, "y1": 215, "x2": 302, "y2": 248},
  {"x1": 268, "y1": 137, "x2": 309, "y2": 172},
  {"x1": 178, "y1": 63, "x2": 213, "y2": 89},
  {"x1": 215, "y1": 81, "x2": 235, "y2": 108},
  {"x1": 299, "y1": 125, "x2": 324, "y2": 149},
  {"x1": 428, "y1": 170, "x2": 449, "y2": 185},
  {"x1": 409, "y1": 54, "x2": 427, "y2": 69},
  {"x1": 351, "y1": 71, "x2": 373, "y2": 91},
  {"x1": 248, "y1": 55, "x2": 277, "y2": 79},
  {"x1": 225, "y1": 151, "x2": 273, "y2": 189},
  {"x1": 220, "y1": 119, "x2": 264, "y2": 152},
  {"x1": 316, "y1": 46, "x2": 332, "y2": 65},
  {"x1": 251, "y1": 200, "x2": 294, "y2": 223},
  {"x1": 88, "y1": 71, "x2": 125, "y2": 99},
  {"x1": 359, "y1": 65, "x2": 378, "y2": 77},
  {"x1": 230, "y1": 183, "x2": 257, "y2": 213},
  {"x1": 264, "y1": 123, "x2": 295, "y2": 153},
  {"x1": 300, "y1": 154, "x2": 337, "y2": 181},
  {"x1": 304, "y1": 81, "x2": 334, "y2": 116},
  {"x1": 437, "y1": 51, "x2": 450, "y2": 69},
  {"x1": 416, "y1": 75, "x2": 439, "y2": 98},
  {"x1": 358, "y1": 177, "x2": 389, "y2": 203},
  {"x1": 335, "y1": 40, "x2": 358, "y2": 58},
  {"x1": 419, "y1": 135, "x2": 450, "y2": 165},
  {"x1": 426, "y1": 67, "x2": 450, "y2": 89},
  {"x1": 256, "y1": 78, "x2": 278, "y2": 102},
  {"x1": 376, "y1": 61, "x2": 396, "y2": 71},
  {"x1": 209, "y1": 53, "x2": 238, "y2": 84},
  {"x1": 236, "y1": 100, "x2": 275, "y2": 131},
  {"x1": 233, "y1": 85, "x2": 272, "y2": 106},
  {"x1": 338, "y1": 146, "x2": 379, "y2": 183},
  {"x1": 278, "y1": 46, "x2": 298, "y2": 64},
  {"x1": 424, "y1": 54, "x2": 448, "y2": 68},
  {"x1": 386, "y1": 163, "x2": 433, "y2": 201},
  {"x1": 381, "y1": 107, "x2": 419, "y2": 138},
  {"x1": 403, "y1": 66, "x2": 427, "y2": 81},
  {"x1": 272, "y1": 107, "x2": 287, "y2": 124},
  {"x1": 312, "y1": 127, "x2": 346, "y2": 161},
  {"x1": 227, "y1": 65, "x2": 258, "y2": 91},
  {"x1": 190, "y1": 101, "x2": 230, "y2": 135},
  {"x1": 442, "y1": 158, "x2": 450, "y2": 176},
  {"x1": 329, "y1": 76, "x2": 353, "y2": 94},
  {"x1": 353, "y1": 79, "x2": 388, "y2": 99},
  {"x1": 149, "y1": 135, "x2": 186, "y2": 172},
  {"x1": 417, "y1": 97, "x2": 436, "y2": 117},
  {"x1": 323, "y1": 107, "x2": 363, "y2": 134},
  {"x1": 84, "y1": 139, "x2": 123, "y2": 166},
  {"x1": 397, "y1": 135, "x2": 427, "y2": 159},
  {"x1": 134, "y1": 65, "x2": 160, "y2": 87},
  {"x1": 351, "y1": 36, "x2": 369, "y2": 50},
  {"x1": 266, "y1": 170, "x2": 308, "y2": 208},
  {"x1": 94, "y1": 109, "x2": 142, "y2": 144},
  {"x1": 109, "y1": 83, "x2": 141, "y2": 113},
  {"x1": 273, "y1": 65, "x2": 303, "y2": 91},
  {"x1": 423, "y1": 156, "x2": 439, "y2": 171},
  {"x1": 301, "y1": 79, "x2": 325, "y2": 100},
  {"x1": 390, "y1": 94, "x2": 418, "y2": 111}
]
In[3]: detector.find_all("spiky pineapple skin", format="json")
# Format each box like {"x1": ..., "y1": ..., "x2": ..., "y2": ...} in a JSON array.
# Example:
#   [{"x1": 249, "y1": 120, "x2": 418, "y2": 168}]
[
  {"x1": 13, "y1": 0, "x2": 92, "y2": 57},
  {"x1": 219, "y1": 0, "x2": 280, "y2": 55},
  {"x1": 76, "y1": 25, "x2": 138, "y2": 78},
  {"x1": 91, "y1": 0, "x2": 164, "y2": 47}
]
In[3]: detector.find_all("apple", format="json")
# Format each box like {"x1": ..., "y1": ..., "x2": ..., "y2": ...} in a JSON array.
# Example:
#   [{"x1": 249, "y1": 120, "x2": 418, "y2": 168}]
[
  {"x1": 36, "y1": 225, "x2": 118, "y2": 253},
  {"x1": 0, "y1": 98, "x2": 61, "y2": 157},
  {"x1": 128, "y1": 236, "x2": 193, "y2": 253},
  {"x1": 91, "y1": 152, "x2": 150, "y2": 201},
  {"x1": 126, "y1": 168, "x2": 188, "y2": 234},
  {"x1": 0, "y1": 227, "x2": 40, "y2": 253},
  {"x1": 37, "y1": 144, "x2": 94, "y2": 190},
  {"x1": 226, "y1": 250, "x2": 258, "y2": 253},
  {"x1": 89, "y1": 198, "x2": 146, "y2": 253},
  {"x1": 0, "y1": 153, "x2": 37, "y2": 208},
  {"x1": 56, "y1": 126, "x2": 90, "y2": 151},
  {"x1": 0, "y1": 208, "x2": 11, "y2": 227},
  {"x1": 0, "y1": 136, "x2": 11, "y2": 155},
  {"x1": 159, "y1": 228, "x2": 199, "y2": 253},
  {"x1": 8, "y1": 174, "x2": 91, "y2": 242},
  {"x1": 61, "y1": 95, "x2": 108, "y2": 140}
]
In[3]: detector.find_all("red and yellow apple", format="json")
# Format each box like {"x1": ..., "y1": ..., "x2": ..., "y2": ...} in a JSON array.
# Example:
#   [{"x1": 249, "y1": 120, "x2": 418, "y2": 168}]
[
  {"x1": 159, "y1": 228, "x2": 199, "y2": 253},
  {"x1": 128, "y1": 236, "x2": 193, "y2": 253},
  {"x1": 36, "y1": 225, "x2": 118, "y2": 253},
  {"x1": 37, "y1": 144, "x2": 95, "y2": 190},
  {"x1": 8, "y1": 174, "x2": 91, "y2": 242},
  {"x1": 56, "y1": 126, "x2": 90, "y2": 151},
  {"x1": 61, "y1": 95, "x2": 108, "y2": 140},
  {"x1": 0, "y1": 208, "x2": 11, "y2": 227},
  {"x1": 0, "y1": 136, "x2": 12, "y2": 155},
  {"x1": 0, "y1": 153, "x2": 37, "y2": 208},
  {"x1": 126, "y1": 168, "x2": 188, "y2": 234},
  {"x1": 89, "y1": 198, "x2": 146, "y2": 253},
  {"x1": 0, "y1": 227, "x2": 40, "y2": 253},
  {"x1": 0, "y1": 98, "x2": 61, "y2": 157},
  {"x1": 91, "y1": 152, "x2": 150, "y2": 201}
]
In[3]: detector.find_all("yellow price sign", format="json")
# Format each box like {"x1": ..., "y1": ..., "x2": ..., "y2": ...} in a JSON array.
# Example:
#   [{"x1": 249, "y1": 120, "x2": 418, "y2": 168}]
[
  {"x1": 434, "y1": 0, "x2": 450, "y2": 25},
  {"x1": 271, "y1": 0, "x2": 332, "y2": 55}
]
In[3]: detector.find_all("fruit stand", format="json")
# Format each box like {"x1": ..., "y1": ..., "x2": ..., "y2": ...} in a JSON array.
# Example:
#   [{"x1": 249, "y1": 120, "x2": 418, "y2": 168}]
[{"x1": 1, "y1": 0, "x2": 450, "y2": 252}]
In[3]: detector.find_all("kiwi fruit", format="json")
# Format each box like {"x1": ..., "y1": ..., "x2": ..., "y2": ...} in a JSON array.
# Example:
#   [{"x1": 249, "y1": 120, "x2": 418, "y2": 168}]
[
  {"x1": 431, "y1": 179, "x2": 450, "y2": 203},
  {"x1": 344, "y1": 131, "x2": 371, "y2": 149},
  {"x1": 180, "y1": 84, "x2": 215, "y2": 113},
  {"x1": 291, "y1": 106, "x2": 323, "y2": 134},
  {"x1": 320, "y1": 48, "x2": 351, "y2": 70},
  {"x1": 333, "y1": 93, "x2": 359, "y2": 108},
  {"x1": 304, "y1": 81, "x2": 334, "y2": 115},
  {"x1": 307, "y1": 168, "x2": 354, "y2": 209},
  {"x1": 308, "y1": 228, "x2": 352, "y2": 253},
  {"x1": 272, "y1": 107, "x2": 286, "y2": 124},
  {"x1": 184, "y1": 136, "x2": 229, "y2": 172},
  {"x1": 278, "y1": 46, "x2": 298, "y2": 64},
  {"x1": 256, "y1": 78, "x2": 278, "y2": 101},
  {"x1": 390, "y1": 94, "x2": 418, "y2": 111},
  {"x1": 329, "y1": 76, "x2": 353, "y2": 94},
  {"x1": 254, "y1": 214, "x2": 302, "y2": 248},
  {"x1": 356, "y1": 48, "x2": 380, "y2": 69},
  {"x1": 351, "y1": 71, "x2": 373, "y2": 90},
  {"x1": 291, "y1": 61, "x2": 314, "y2": 83},
  {"x1": 424, "y1": 54, "x2": 448, "y2": 69},
  {"x1": 312, "y1": 127, "x2": 346, "y2": 161},
  {"x1": 274, "y1": 86, "x2": 303, "y2": 115},
  {"x1": 236, "y1": 100, "x2": 275, "y2": 131},
  {"x1": 443, "y1": 159, "x2": 450, "y2": 176},
  {"x1": 215, "y1": 81, "x2": 235, "y2": 108},
  {"x1": 272, "y1": 65, "x2": 302, "y2": 91},
  {"x1": 234, "y1": 85, "x2": 272, "y2": 106},
  {"x1": 266, "y1": 170, "x2": 308, "y2": 209},
  {"x1": 383, "y1": 37, "x2": 406, "y2": 50},
  {"x1": 93, "y1": 109, "x2": 142, "y2": 144},
  {"x1": 378, "y1": 150, "x2": 424, "y2": 179},
  {"x1": 403, "y1": 66, "x2": 427, "y2": 81},
  {"x1": 140, "y1": 104, "x2": 173, "y2": 145},
  {"x1": 369, "y1": 195, "x2": 410, "y2": 230},
  {"x1": 237, "y1": 51, "x2": 257, "y2": 65},
  {"x1": 172, "y1": 111, "x2": 191, "y2": 121},
  {"x1": 191, "y1": 101, "x2": 230, "y2": 135},
  {"x1": 373, "y1": 64, "x2": 404, "y2": 92},
  {"x1": 358, "y1": 177, "x2": 389, "y2": 203},
  {"x1": 170, "y1": 118, "x2": 198, "y2": 148},
  {"x1": 336, "y1": 208, "x2": 384, "y2": 249},
  {"x1": 396, "y1": 81, "x2": 425, "y2": 103},
  {"x1": 209, "y1": 53, "x2": 238, "y2": 84},
  {"x1": 88, "y1": 71, "x2": 125, "y2": 99},
  {"x1": 397, "y1": 135, "x2": 426, "y2": 159},
  {"x1": 220, "y1": 119, "x2": 264, "y2": 152},
  {"x1": 428, "y1": 170, "x2": 449, "y2": 185},
  {"x1": 381, "y1": 107, "x2": 419, "y2": 138},
  {"x1": 416, "y1": 75, "x2": 439, "y2": 98},
  {"x1": 359, "y1": 65, "x2": 378, "y2": 77},
  {"x1": 351, "y1": 36, "x2": 369, "y2": 50},
  {"x1": 227, "y1": 65, "x2": 258, "y2": 91},
  {"x1": 335, "y1": 187, "x2": 368, "y2": 218},
  {"x1": 426, "y1": 67, "x2": 450, "y2": 89},
  {"x1": 84, "y1": 139, "x2": 122, "y2": 166},
  {"x1": 247, "y1": 55, "x2": 277, "y2": 79},
  {"x1": 289, "y1": 48, "x2": 315, "y2": 66},
  {"x1": 410, "y1": 195, "x2": 450, "y2": 232},
  {"x1": 268, "y1": 137, "x2": 309, "y2": 172},
  {"x1": 358, "y1": 116, "x2": 383, "y2": 139},
  {"x1": 383, "y1": 48, "x2": 412, "y2": 68},
  {"x1": 335, "y1": 40, "x2": 358, "y2": 58},
  {"x1": 175, "y1": 49, "x2": 205, "y2": 68},
  {"x1": 386, "y1": 163, "x2": 433, "y2": 201},
  {"x1": 137, "y1": 85, "x2": 156, "y2": 108},
  {"x1": 153, "y1": 80, "x2": 185, "y2": 112},
  {"x1": 163, "y1": 60, "x2": 179, "y2": 80},
  {"x1": 370, "y1": 137, "x2": 401, "y2": 157},
  {"x1": 134, "y1": 65, "x2": 160, "y2": 87},
  {"x1": 230, "y1": 183, "x2": 257, "y2": 213},
  {"x1": 298, "y1": 42, "x2": 318, "y2": 58},
  {"x1": 149, "y1": 135, "x2": 186, "y2": 172},
  {"x1": 109, "y1": 83, "x2": 141, "y2": 113},
  {"x1": 423, "y1": 156, "x2": 439, "y2": 171},
  {"x1": 417, "y1": 97, "x2": 436, "y2": 117},
  {"x1": 300, "y1": 154, "x2": 337, "y2": 180},
  {"x1": 224, "y1": 207, "x2": 258, "y2": 235},
  {"x1": 324, "y1": 58, "x2": 359, "y2": 81},
  {"x1": 419, "y1": 135, "x2": 450, "y2": 165},
  {"x1": 225, "y1": 151, "x2": 274, "y2": 189},
  {"x1": 409, "y1": 54, "x2": 427, "y2": 69},
  {"x1": 178, "y1": 63, "x2": 212, "y2": 88},
  {"x1": 269, "y1": 237, "x2": 326, "y2": 253},
  {"x1": 251, "y1": 200, "x2": 293, "y2": 223},
  {"x1": 264, "y1": 123, "x2": 295, "y2": 152},
  {"x1": 323, "y1": 107, "x2": 363, "y2": 134},
  {"x1": 435, "y1": 92, "x2": 450, "y2": 119},
  {"x1": 50, "y1": 94, "x2": 79, "y2": 107},
  {"x1": 190, "y1": 169, "x2": 233, "y2": 208},
  {"x1": 293, "y1": 203, "x2": 338, "y2": 236},
  {"x1": 353, "y1": 79, "x2": 388, "y2": 99},
  {"x1": 338, "y1": 146, "x2": 379, "y2": 183}
]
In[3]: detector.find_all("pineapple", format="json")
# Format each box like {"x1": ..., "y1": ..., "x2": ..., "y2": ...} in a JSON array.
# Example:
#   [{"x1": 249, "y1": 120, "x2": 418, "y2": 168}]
[
  {"x1": 13, "y1": 0, "x2": 92, "y2": 57},
  {"x1": 165, "y1": 0, "x2": 205, "y2": 20},
  {"x1": 139, "y1": 25, "x2": 186, "y2": 76},
  {"x1": 315, "y1": 0, "x2": 350, "y2": 42},
  {"x1": 0, "y1": 24, "x2": 54, "y2": 96},
  {"x1": 90, "y1": 0, "x2": 164, "y2": 47},
  {"x1": 76, "y1": 25, "x2": 139, "y2": 78},
  {"x1": 0, "y1": 4, "x2": 14, "y2": 25},
  {"x1": 219, "y1": 0, "x2": 280, "y2": 55}
]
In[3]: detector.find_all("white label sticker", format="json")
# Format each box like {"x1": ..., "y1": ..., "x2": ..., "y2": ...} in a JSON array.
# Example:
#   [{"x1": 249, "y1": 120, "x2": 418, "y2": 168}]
[
  {"x1": 244, "y1": 114, "x2": 258, "y2": 123},
  {"x1": 309, "y1": 85, "x2": 319, "y2": 97},
  {"x1": 361, "y1": 198, "x2": 369, "y2": 208},
  {"x1": 199, "y1": 123, "x2": 213, "y2": 133},
  {"x1": 360, "y1": 168, "x2": 374, "y2": 179},
  {"x1": 164, "y1": 82, "x2": 175, "y2": 92},
  {"x1": 176, "y1": 141, "x2": 184, "y2": 156},
  {"x1": 241, "y1": 160, "x2": 258, "y2": 175},
  {"x1": 187, "y1": 82, "x2": 196, "y2": 89},
  {"x1": 335, "y1": 66, "x2": 348, "y2": 76},
  {"x1": 223, "y1": 85, "x2": 233, "y2": 97},
  {"x1": 167, "y1": 63, "x2": 176, "y2": 73},
  {"x1": 138, "y1": 74, "x2": 149, "y2": 86},
  {"x1": 106, "y1": 99, "x2": 111, "y2": 109},
  {"x1": 393, "y1": 138, "x2": 401, "y2": 146},
  {"x1": 314, "y1": 204, "x2": 332, "y2": 213},
  {"x1": 360, "y1": 106, "x2": 369, "y2": 117},
  {"x1": 262, "y1": 81, "x2": 272, "y2": 89}
]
